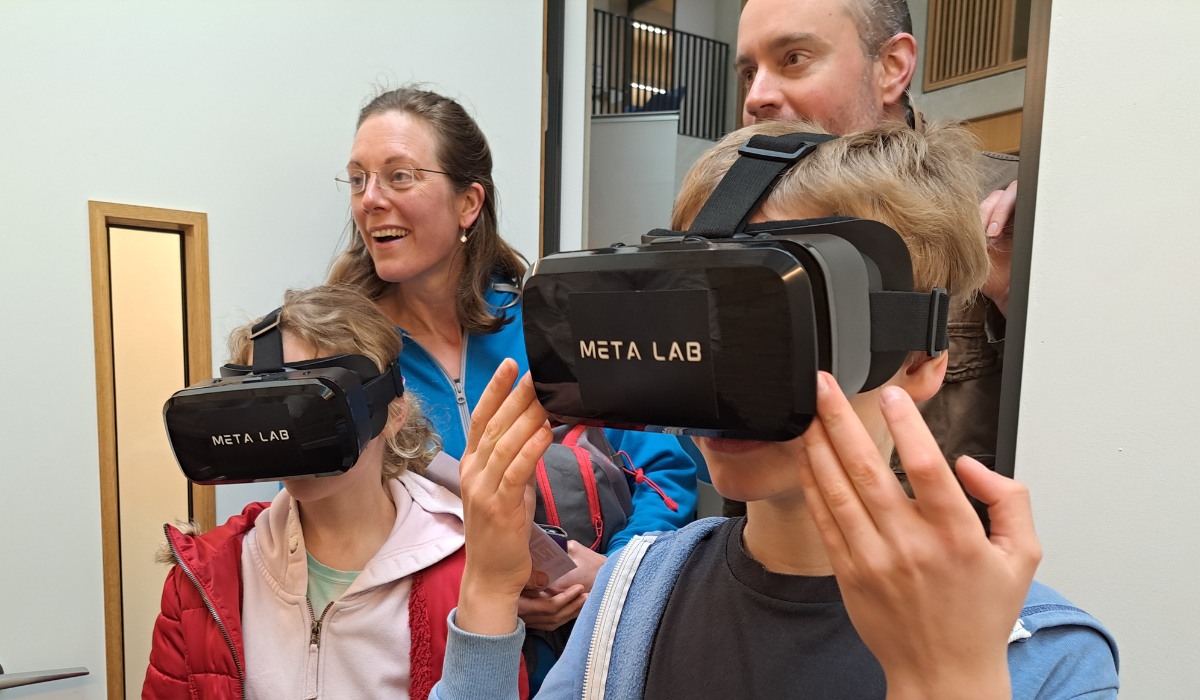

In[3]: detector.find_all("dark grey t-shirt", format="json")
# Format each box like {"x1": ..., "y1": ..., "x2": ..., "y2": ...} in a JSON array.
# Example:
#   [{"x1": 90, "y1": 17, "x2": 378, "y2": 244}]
[{"x1": 643, "y1": 517, "x2": 886, "y2": 699}]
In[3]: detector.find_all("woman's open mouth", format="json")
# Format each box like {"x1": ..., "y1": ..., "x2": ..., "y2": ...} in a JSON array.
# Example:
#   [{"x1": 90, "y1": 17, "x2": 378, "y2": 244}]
[{"x1": 370, "y1": 227, "x2": 411, "y2": 244}]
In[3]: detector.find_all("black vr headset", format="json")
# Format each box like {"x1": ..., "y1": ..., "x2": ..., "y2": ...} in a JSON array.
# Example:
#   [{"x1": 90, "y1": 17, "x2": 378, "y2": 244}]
[
  {"x1": 162, "y1": 309, "x2": 405, "y2": 484},
  {"x1": 523, "y1": 132, "x2": 950, "y2": 441}
]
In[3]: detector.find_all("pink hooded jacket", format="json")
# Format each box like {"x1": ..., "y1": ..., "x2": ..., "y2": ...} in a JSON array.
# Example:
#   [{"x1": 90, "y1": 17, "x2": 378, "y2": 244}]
[
  {"x1": 241, "y1": 472, "x2": 464, "y2": 699},
  {"x1": 145, "y1": 470, "x2": 529, "y2": 699}
]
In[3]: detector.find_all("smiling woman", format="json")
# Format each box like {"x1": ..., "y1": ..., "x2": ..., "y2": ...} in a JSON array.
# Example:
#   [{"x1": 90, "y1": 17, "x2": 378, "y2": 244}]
[
  {"x1": 327, "y1": 86, "x2": 698, "y2": 690},
  {"x1": 329, "y1": 88, "x2": 526, "y2": 340}
]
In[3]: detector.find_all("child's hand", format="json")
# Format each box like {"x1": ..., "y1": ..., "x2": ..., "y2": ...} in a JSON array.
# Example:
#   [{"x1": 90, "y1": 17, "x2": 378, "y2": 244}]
[
  {"x1": 456, "y1": 360, "x2": 553, "y2": 636},
  {"x1": 798, "y1": 372, "x2": 1041, "y2": 700},
  {"x1": 517, "y1": 541, "x2": 605, "y2": 630},
  {"x1": 518, "y1": 584, "x2": 587, "y2": 631}
]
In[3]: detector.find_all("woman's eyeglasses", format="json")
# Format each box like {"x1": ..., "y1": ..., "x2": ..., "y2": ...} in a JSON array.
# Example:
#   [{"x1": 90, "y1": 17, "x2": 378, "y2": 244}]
[{"x1": 335, "y1": 164, "x2": 448, "y2": 194}]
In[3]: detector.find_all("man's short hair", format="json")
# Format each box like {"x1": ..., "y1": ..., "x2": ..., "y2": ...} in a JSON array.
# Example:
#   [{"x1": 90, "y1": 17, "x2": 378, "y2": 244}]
[{"x1": 846, "y1": 0, "x2": 913, "y2": 58}]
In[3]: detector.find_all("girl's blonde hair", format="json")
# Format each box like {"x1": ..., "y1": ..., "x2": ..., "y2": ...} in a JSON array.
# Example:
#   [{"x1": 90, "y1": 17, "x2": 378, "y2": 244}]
[
  {"x1": 673, "y1": 119, "x2": 990, "y2": 307},
  {"x1": 227, "y1": 285, "x2": 438, "y2": 479}
]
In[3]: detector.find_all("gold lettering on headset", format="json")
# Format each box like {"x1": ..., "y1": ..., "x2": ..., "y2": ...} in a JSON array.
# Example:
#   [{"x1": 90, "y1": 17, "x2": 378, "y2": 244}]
[
  {"x1": 577, "y1": 340, "x2": 700, "y2": 362},
  {"x1": 211, "y1": 430, "x2": 290, "y2": 446}
]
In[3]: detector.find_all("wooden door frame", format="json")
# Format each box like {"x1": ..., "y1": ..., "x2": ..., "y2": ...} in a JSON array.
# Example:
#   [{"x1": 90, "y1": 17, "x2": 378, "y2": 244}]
[
  {"x1": 88, "y1": 201, "x2": 213, "y2": 699},
  {"x1": 994, "y1": 0, "x2": 1052, "y2": 479}
]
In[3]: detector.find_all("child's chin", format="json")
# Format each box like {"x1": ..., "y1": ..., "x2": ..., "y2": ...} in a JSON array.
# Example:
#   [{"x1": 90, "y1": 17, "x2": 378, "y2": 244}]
[{"x1": 698, "y1": 437, "x2": 770, "y2": 455}]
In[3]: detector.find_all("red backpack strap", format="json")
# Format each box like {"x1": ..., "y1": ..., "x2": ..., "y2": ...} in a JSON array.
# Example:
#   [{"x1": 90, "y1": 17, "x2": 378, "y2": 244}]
[
  {"x1": 409, "y1": 546, "x2": 530, "y2": 700},
  {"x1": 562, "y1": 424, "x2": 587, "y2": 447},
  {"x1": 568, "y1": 446, "x2": 605, "y2": 551},
  {"x1": 535, "y1": 457, "x2": 562, "y2": 528}
]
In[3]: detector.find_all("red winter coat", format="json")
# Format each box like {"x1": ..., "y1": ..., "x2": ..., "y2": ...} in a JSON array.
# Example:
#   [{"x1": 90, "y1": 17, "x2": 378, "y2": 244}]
[{"x1": 142, "y1": 499, "x2": 526, "y2": 699}]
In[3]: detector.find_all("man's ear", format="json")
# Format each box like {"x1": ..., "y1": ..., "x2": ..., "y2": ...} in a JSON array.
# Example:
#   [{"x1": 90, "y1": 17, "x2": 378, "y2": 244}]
[
  {"x1": 876, "y1": 32, "x2": 918, "y2": 107},
  {"x1": 893, "y1": 350, "x2": 949, "y2": 403}
]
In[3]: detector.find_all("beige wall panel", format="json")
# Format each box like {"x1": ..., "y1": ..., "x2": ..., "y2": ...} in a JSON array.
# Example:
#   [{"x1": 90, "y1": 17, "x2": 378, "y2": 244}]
[{"x1": 109, "y1": 227, "x2": 190, "y2": 698}]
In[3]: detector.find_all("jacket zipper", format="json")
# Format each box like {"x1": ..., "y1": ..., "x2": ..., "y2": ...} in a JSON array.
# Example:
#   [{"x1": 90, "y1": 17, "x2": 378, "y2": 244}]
[
  {"x1": 582, "y1": 534, "x2": 657, "y2": 700},
  {"x1": 401, "y1": 329, "x2": 472, "y2": 439},
  {"x1": 164, "y1": 524, "x2": 246, "y2": 700},
  {"x1": 568, "y1": 445, "x2": 606, "y2": 551},
  {"x1": 304, "y1": 599, "x2": 334, "y2": 699}
]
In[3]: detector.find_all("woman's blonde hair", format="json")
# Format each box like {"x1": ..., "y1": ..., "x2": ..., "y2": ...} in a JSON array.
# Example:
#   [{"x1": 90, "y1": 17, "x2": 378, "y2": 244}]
[
  {"x1": 227, "y1": 285, "x2": 438, "y2": 479},
  {"x1": 673, "y1": 119, "x2": 990, "y2": 307},
  {"x1": 327, "y1": 86, "x2": 525, "y2": 335}
]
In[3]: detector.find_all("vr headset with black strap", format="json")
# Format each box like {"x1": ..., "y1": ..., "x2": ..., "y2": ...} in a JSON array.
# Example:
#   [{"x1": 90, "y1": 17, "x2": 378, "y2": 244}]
[
  {"x1": 523, "y1": 132, "x2": 950, "y2": 441},
  {"x1": 162, "y1": 309, "x2": 406, "y2": 484}
]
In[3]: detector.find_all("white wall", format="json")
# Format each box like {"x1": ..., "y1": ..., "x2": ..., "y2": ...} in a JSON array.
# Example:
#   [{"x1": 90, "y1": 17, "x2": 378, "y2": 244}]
[
  {"x1": 908, "y1": 0, "x2": 1026, "y2": 121},
  {"x1": 1018, "y1": 2, "x2": 1200, "y2": 697},
  {"x1": 0, "y1": 1, "x2": 544, "y2": 696},
  {"x1": 561, "y1": 0, "x2": 592, "y2": 252},
  {"x1": 675, "y1": 0, "x2": 717, "y2": 37},
  {"x1": 588, "y1": 113, "x2": 681, "y2": 247}
]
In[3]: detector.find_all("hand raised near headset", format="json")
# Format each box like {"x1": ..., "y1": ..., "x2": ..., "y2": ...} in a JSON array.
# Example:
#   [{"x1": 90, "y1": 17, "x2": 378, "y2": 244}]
[
  {"x1": 797, "y1": 372, "x2": 1041, "y2": 700},
  {"x1": 456, "y1": 359, "x2": 554, "y2": 636},
  {"x1": 979, "y1": 180, "x2": 1018, "y2": 317}
]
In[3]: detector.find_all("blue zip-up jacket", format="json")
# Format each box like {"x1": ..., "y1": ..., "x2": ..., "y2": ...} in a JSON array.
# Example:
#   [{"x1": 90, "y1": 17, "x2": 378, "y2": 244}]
[
  {"x1": 433, "y1": 518, "x2": 1120, "y2": 700},
  {"x1": 395, "y1": 283, "x2": 697, "y2": 552}
]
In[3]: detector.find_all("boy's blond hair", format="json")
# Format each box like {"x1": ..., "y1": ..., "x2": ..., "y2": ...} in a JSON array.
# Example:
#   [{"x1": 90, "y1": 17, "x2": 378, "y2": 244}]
[
  {"x1": 227, "y1": 285, "x2": 438, "y2": 479},
  {"x1": 673, "y1": 119, "x2": 990, "y2": 306}
]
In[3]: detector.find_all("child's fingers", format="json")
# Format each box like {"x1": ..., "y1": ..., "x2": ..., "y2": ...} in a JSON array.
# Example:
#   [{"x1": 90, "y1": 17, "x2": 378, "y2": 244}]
[
  {"x1": 795, "y1": 455, "x2": 853, "y2": 567},
  {"x1": 464, "y1": 359, "x2": 520, "y2": 457},
  {"x1": 801, "y1": 414, "x2": 886, "y2": 560},
  {"x1": 956, "y1": 457, "x2": 1042, "y2": 571},
  {"x1": 470, "y1": 373, "x2": 540, "y2": 481},
  {"x1": 498, "y1": 424, "x2": 552, "y2": 500},
  {"x1": 881, "y1": 386, "x2": 980, "y2": 530},
  {"x1": 479, "y1": 398, "x2": 549, "y2": 495},
  {"x1": 812, "y1": 372, "x2": 911, "y2": 525}
]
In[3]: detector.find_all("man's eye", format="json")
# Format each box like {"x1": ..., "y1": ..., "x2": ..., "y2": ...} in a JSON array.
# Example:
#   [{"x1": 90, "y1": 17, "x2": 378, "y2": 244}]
[
  {"x1": 743, "y1": 69, "x2": 756, "y2": 85},
  {"x1": 786, "y1": 53, "x2": 802, "y2": 66}
]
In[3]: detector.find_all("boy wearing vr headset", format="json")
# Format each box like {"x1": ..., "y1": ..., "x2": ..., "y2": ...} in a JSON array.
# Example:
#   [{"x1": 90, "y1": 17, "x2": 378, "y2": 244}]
[
  {"x1": 144, "y1": 286, "x2": 529, "y2": 699},
  {"x1": 430, "y1": 121, "x2": 1118, "y2": 700}
]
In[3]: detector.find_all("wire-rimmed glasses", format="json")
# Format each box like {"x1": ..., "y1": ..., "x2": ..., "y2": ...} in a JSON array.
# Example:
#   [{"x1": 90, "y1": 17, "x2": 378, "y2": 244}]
[{"x1": 335, "y1": 164, "x2": 448, "y2": 194}]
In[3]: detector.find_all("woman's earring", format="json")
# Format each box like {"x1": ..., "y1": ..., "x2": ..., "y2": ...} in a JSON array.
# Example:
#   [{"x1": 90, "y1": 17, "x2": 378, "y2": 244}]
[{"x1": 460, "y1": 229, "x2": 468, "y2": 244}]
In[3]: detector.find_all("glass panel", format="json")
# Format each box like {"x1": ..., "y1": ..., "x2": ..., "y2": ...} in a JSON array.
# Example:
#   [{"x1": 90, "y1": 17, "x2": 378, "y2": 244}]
[{"x1": 109, "y1": 226, "x2": 190, "y2": 699}]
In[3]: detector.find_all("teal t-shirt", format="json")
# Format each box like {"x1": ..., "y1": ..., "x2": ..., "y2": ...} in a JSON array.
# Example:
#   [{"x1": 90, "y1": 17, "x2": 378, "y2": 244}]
[{"x1": 306, "y1": 552, "x2": 360, "y2": 616}]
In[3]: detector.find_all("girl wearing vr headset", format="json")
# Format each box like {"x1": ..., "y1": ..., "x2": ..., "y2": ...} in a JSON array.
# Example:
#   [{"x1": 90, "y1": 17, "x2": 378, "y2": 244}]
[
  {"x1": 429, "y1": 120, "x2": 1119, "y2": 700},
  {"x1": 142, "y1": 286, "x2": 531, "y2": 699},
  {"x1": 326, "y1": 87, "x2": 699, "y2": 682}
]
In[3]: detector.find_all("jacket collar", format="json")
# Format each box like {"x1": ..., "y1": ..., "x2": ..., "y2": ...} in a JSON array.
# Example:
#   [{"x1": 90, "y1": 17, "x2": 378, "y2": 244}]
[{"x1": 249, "y1": 473, "x2": 465, "y2": 598}]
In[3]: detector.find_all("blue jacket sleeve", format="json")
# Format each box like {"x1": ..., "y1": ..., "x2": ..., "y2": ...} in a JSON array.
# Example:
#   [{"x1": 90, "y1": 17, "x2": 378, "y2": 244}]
[
  {"x1": 431, "y1": 553, "x2": 621, "y2": 700},
  {"x1": 1008, "y1": 624, "x2": 1119, "y2": 700},
  {"x1": 602, "y1": 430, "x2": 697, "y2": 552},
  {"x1": 430, "y1": 612, "x2": 526, "y2": 700}
]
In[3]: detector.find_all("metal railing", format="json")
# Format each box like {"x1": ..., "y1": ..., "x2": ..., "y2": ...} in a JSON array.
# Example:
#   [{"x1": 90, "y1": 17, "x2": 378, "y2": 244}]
[{"x1": 592, "y1": 10, "x2": 730, "y2": 141}]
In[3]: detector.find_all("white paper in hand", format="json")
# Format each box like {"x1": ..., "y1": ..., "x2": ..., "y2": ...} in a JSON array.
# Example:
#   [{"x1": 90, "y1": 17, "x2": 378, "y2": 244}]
[{"x1": 422, "y1": 451, "x2": 577, "y2": 585}]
